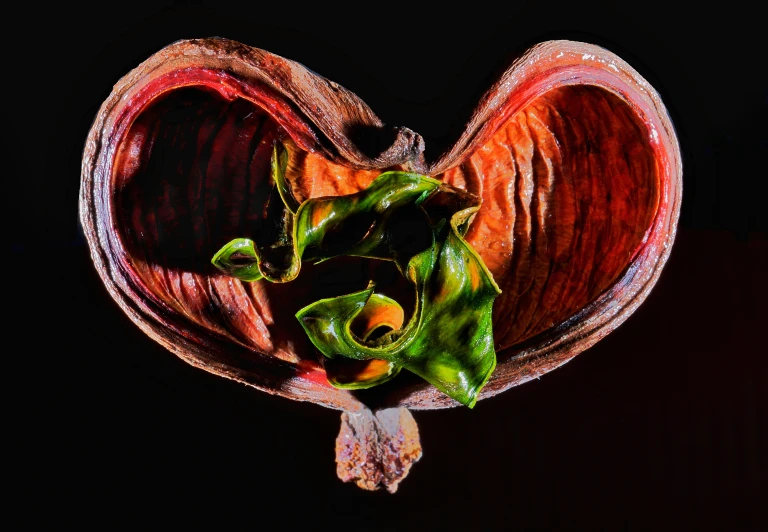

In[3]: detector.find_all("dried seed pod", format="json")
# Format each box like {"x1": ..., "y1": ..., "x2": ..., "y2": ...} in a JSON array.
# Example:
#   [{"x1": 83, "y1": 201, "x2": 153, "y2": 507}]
[{"x1": 79, "y1": 37, "x2": 681, "y2": 492}]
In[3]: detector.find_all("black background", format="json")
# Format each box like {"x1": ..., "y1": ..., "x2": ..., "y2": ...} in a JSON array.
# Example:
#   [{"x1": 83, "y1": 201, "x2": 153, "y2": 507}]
[{"x1": 12, "y1": 1, "x2": 766, "y2": 529}]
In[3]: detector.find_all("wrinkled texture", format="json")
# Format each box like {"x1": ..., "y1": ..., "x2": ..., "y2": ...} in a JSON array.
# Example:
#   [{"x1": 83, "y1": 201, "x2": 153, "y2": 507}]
[
  {"x1": 82, "y1": 38, "x2": 680, "y2": 412},
  {"x1": 336, "y1": 407, "x2": 422, "y2": 493}
]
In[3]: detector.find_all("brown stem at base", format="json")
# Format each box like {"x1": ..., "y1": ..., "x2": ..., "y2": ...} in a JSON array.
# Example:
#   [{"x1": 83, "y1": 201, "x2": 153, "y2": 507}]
[{"x1": 335, "y1": 407, "x2": 422, "y2": 493}]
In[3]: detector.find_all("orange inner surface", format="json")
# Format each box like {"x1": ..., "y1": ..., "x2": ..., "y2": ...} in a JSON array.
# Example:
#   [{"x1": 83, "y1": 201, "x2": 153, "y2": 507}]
[{"x1": 114, "y1": 84, "x2": 657, "y2": 363}]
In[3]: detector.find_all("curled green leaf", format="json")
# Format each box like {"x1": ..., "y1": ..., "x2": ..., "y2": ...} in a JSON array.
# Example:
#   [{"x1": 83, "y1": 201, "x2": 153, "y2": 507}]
[
  {"x1": 322, "y1": 291, "x2": 404, "y2": 389},
  {"x1": 211, "y1": 142, "x2": 501, "y2": 405},
  {"x1": 210, "y1": 238, "x2": 264, "y2": 282},
  {"x1": 210, "y1": 144, "x2": 299, "y2": 282},
  {"x1": 272, "y1": 143, "x2": 300, "y2": 214},
  {"x1": 213, "y1": 144, "x2": 441, "y2": 281},
  {"x1": 293, "y1": 171, "x2": 440, "y2": 268},
  {"x1": 296, "y1": 202, "x2": 501, "y2": 408}
]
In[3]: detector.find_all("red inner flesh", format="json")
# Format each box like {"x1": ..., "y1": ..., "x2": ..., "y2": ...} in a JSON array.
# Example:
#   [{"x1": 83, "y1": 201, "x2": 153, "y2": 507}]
[
  {"x1": 442, "y1": 86, "x2": 658, "y2": 347},
  {"x1": 114, "y1": 84, "x2": 657, "y2": 369}
]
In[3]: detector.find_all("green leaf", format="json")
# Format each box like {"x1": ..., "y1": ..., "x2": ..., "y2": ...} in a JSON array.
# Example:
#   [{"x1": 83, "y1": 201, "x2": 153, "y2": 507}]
[
  {"x1": 210, "y1": 144, "x2": 300, "y2": 282},
  {"x1": 211, "y1": 144, "x2": 501, "y2": 405},
  {"x1": 296, "y1": 201, "x2": 501, "y2": 408},
  {"x1": 272, "y1": 143, "x2": 300, "y2": 214},
  {"x1": 212, "y1": 168, "x2": 441, "y2": 282},
  {"x1": 293, "y1": 171, "x2": 441, "y2": 268},
  {"x1": 210, "y1": 238, "x2": 264, "y2": 282},
  {"x1": 323, "y1": 358, "x2": 401, "y2": 389}
]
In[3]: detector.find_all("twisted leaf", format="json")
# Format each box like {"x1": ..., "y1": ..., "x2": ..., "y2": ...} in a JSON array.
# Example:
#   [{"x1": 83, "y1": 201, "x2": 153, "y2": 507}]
[
  {"x1": 296, "y1": 203, "x2": 500, "y2": 407},
  {"x1": 212, "y1": 143, "x2": 501, "y2": 406}
]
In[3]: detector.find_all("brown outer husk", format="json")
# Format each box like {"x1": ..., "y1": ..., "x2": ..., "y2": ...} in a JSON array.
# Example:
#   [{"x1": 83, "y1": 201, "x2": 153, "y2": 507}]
[{"x1": 79, "y1": 37, "x2": 681, "y2": 411}]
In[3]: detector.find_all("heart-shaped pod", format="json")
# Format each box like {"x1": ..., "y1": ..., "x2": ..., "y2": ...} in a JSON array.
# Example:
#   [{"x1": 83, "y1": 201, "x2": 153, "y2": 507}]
[{"x1": 80, "y1": 37, "x2": 680, "y2": 413}]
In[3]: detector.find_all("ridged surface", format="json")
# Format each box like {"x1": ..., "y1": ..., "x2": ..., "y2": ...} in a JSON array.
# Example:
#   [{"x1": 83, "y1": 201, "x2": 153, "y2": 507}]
[
  {"x1": 81, "y1": 38, "x2": 681, "y2": 411},
  {"x1": 115, "y1": 83, "x2": 657, "y2": 373},
  {"x1": 115, "y1": 89, "x2": 291, "y2": 360},
  {"x1": 442, "y1": 85, "x2": 657, "y2": 348},
  {"x1": 115, "y1": 88, "x2": 405, "y2": 371}
]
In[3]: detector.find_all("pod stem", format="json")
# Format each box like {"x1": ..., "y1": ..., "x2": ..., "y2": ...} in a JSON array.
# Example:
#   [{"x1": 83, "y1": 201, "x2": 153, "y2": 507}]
[{"x1": 335, "y1": 406, "x2": 422, "y2": 493}]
